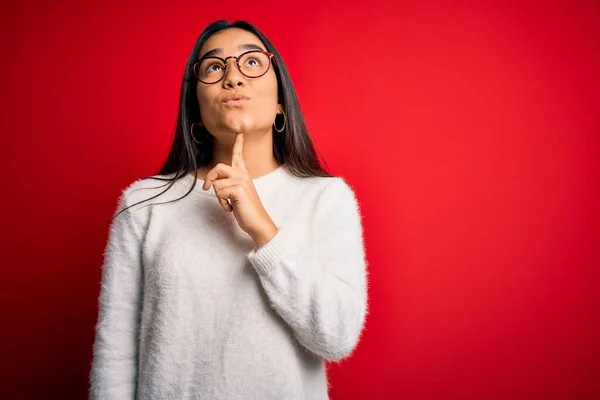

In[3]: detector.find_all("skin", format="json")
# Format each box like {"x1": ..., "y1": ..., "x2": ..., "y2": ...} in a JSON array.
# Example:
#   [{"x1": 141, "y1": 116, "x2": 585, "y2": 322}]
[{"x1": 194, "y1": 28, "x2": 284, "y2": 247}]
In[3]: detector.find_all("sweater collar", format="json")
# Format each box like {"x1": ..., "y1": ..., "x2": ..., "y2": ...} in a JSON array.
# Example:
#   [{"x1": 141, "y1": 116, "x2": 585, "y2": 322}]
[{"x1": 179, "y1": 163, "x2": 289, "y2": 198}]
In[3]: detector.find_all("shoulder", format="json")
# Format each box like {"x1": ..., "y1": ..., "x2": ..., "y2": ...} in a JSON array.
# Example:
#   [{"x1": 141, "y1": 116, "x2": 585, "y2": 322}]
[
  {"x1": 279, "y1": 164, "x2": 354, "y2": 195},
  {"x1": 112, "y1": 172, "x2": 183, "y2": 225},
  {"x1": 309, "y1": 174, "x2": 358, "y2": 204},
  {"x1": 119, "y1": 172, "x2": 183, "y2": 209},
  {"x1": 294, "y1": 174, "x2": 364, "y2": 233},
  {"x1": 285, "y1": 170, "x2": 360, "y2": 213},
  {"x1": 325, "y1": 176, "x2": 358, "y2": 199},
  {"x1": 320, "y1": 176, "x2": 361, "y2": 214}
]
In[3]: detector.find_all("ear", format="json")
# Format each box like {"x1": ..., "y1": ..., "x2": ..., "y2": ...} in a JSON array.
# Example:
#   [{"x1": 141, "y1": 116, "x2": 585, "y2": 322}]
[{"x1": 276, "y1": 104, "x2": 285, "y2": 114}]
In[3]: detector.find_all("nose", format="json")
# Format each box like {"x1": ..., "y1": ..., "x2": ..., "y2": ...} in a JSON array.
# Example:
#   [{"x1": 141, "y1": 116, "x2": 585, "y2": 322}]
[{"x1": 222, "y1": 57, "x2": 245, "y2": 88}]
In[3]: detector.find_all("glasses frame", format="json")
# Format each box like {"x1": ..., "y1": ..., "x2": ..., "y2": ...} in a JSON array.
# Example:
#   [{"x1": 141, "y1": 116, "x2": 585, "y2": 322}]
[{"x1": 190, "y1": 50, "x2": 276, "y2": 84}]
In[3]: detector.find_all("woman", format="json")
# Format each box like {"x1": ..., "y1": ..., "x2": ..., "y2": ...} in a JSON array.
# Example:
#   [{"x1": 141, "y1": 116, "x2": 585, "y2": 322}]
[{"x1": 90, "y1": 20, "x2": 369, "y2": 400}]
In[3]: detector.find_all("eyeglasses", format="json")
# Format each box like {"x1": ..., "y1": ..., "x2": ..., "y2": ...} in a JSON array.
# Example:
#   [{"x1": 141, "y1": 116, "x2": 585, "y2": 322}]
[{"x1": 190, "y1": 50, "x2": 276, "y2": 84}]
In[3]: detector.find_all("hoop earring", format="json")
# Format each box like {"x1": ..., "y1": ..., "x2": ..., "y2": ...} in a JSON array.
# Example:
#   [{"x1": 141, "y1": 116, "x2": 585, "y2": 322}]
[
  {"x1": 191, "y1": 122, "x2": 207, "y2": 144},
  {"x1": 274, "y1": 111, "x2": 287, "y2": 133}
]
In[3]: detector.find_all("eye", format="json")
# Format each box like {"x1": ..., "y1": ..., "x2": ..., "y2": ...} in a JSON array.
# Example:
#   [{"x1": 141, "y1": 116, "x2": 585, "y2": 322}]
[
  {"x1": 205, "y1": 62, "x2": 223, "y2": 73},
  {"x1": 245, "y1": 57, "x2": 262, "y2": 67}
]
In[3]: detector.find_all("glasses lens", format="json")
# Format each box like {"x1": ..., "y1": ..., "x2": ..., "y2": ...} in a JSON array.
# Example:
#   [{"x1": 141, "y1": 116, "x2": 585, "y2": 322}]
[
  {"x1": 239, "y1": 51, "x2": 270, "y2": 77},
  {"x1": 195, "y1": 58, "x2": 225, "y2": 83}
]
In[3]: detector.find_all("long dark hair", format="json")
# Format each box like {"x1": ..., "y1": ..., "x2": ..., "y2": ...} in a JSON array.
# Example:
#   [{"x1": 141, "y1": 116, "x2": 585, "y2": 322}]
[{"x1": 114, "y1": 20, "x2": 331, "y2": 221}]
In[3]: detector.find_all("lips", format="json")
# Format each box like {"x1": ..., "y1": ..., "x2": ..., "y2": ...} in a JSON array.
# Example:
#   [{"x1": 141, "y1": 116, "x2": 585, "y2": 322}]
[
  {"x1": 223, "y1": 94, "x2": 249, "y2": 102},
  {"x1": 222, "y1": 94, "x2": 249, "y2": 108}
]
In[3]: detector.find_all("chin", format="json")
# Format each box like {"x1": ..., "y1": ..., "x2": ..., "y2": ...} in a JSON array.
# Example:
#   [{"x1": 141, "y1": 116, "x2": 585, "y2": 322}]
[{"x1": 222, "y1": 117, "x2": 255, "y2": 134}]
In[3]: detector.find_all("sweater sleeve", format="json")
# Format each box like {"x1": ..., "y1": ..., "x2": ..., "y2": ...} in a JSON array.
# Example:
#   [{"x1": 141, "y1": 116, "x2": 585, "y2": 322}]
[
  {"x1": 247, "y1": 178, "x2": 369, "y2": 362},
  {"x1": 90, "y1": 192, "x2": 144, "y2": 399}
]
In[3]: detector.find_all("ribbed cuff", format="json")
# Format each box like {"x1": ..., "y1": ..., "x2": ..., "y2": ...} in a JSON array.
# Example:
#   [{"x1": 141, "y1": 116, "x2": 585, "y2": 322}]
[{"x1": 247, "y1": 225, "x2": 291, "y2": 275}]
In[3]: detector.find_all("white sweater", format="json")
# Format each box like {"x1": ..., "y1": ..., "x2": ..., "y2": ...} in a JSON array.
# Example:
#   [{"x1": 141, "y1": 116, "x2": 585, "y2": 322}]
[{"x1": 89, "y1": 163, "x2": 369, "y2": 400}]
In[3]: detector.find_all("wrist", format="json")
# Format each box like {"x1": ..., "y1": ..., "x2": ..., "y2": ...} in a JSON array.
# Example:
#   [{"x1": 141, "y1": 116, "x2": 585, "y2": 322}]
[{"x1": 253, "y1": 222, "x2": 278, "y2": 248}]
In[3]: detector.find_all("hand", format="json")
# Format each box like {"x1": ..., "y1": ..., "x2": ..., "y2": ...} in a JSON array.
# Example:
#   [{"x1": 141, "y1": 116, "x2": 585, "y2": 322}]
[{"x1": 202, "y1": 133, "x2": 278, "y2": 247}]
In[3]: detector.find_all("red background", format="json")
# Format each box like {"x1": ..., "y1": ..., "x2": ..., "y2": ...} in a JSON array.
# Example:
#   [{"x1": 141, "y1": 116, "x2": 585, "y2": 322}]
[{"x1": 1, "y1": 0, "x2": 598, "y2": 399}]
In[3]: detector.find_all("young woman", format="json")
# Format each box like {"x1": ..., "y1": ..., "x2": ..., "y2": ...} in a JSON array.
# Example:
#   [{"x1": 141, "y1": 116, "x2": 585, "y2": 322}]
[{"x1": 90, "y1": 20, "x2": 369, "y2": 400}]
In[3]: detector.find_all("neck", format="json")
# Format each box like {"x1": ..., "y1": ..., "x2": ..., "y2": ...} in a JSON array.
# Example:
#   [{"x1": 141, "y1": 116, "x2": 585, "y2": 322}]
[{"x1": 196, "y1": 130, "x2": 280, "y2": 180}]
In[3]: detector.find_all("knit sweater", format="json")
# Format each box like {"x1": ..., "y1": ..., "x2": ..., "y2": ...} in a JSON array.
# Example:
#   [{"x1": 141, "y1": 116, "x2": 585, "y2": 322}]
[{"x1": 89, "y1": 163, "x2": 369, "y2": 400}]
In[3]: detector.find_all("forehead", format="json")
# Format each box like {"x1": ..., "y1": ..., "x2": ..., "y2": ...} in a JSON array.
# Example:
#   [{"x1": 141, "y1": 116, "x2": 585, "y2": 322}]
[{"x1": 199, "y1": 28, "x2": 266, "y2": 56}]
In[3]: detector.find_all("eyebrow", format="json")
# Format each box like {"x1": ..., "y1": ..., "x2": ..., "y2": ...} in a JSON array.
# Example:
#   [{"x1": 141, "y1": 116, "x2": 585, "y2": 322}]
[{"x1": 199, "y1": 43, "x2": 266, "y2": 59}]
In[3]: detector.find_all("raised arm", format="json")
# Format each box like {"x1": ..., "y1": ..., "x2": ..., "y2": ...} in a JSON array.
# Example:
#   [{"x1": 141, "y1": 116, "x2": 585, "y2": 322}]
[{"x1": 247, "y1": 178, "x2": 369, "y2": 362}]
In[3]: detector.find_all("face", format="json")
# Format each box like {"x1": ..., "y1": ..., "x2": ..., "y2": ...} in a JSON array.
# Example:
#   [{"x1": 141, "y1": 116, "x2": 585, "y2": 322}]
[{"x1": 195, "y1": 28, "x2": 282, "y2": 139}]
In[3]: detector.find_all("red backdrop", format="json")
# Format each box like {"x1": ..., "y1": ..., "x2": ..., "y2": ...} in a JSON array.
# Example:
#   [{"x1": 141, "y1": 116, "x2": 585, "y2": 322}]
[{"x1": 1, "y1": 0, "x2": 598, "y2": 399}]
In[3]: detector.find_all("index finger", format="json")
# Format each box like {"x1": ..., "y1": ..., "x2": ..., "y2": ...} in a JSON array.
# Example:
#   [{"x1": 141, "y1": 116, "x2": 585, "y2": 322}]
[{"x1": 231, "y1": 133, "x2": 247, "y2": 171}]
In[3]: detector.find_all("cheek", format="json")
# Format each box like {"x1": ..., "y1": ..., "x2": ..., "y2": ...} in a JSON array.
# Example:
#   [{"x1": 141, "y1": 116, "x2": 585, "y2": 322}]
[
  {"x1": 254, "y1": 75, "x2": 279, "y2": 111},
  {"x1": 196, "y1": 86, "x2": 216, "y2": 118}
]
